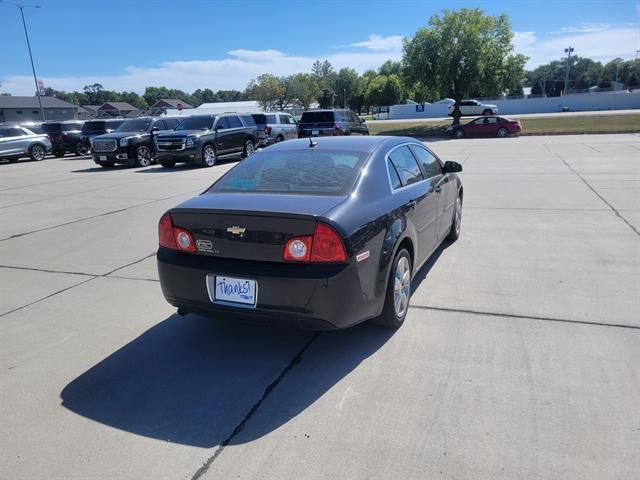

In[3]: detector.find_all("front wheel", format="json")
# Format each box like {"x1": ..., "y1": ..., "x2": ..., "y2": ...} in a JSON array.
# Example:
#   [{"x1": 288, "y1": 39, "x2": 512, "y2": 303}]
[
  {"x1": 135, "y1": 145, "x2": 153, "y2": 167},
  {"x1": 447, "y1": 195, "x2": 462, "y2": 241},
  {"x1": 497, "y1": 127, "x2": 509, "y2": 138},
  {"x1": 29, "y1": 144, "x2": 46, "y2": 161},
  {"x1": 482, "y1": 109, "x2": 492, "y2": 116},
  {"x1": 241, "y1": 140, "x2": 255, "y2": 159},
  {"x1": 201, "y1": 144, "x2": 217, "y2": 167},
  {"x1": 373, "y1": 248, "x2": 412, "y2": 328},
  {"x1": 454, "y1": 128, "x2": 465, "y2": 139},
  {"x1": 53, "y1": 149, "x2": 65, "y2": 158},
  {"x1": 75, "y1": 142, "x2": 89, "y2": 156}
]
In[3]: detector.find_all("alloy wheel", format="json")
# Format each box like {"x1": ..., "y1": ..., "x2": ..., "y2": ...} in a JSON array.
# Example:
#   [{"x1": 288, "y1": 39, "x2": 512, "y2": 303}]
[
  {"x1": 137, "y1": 146, "x2": 152, "y2": 167},
  {"x1": 31, "y1": 145, "x2": 45, "y2": 161},
  {"x1": 454, "y1": 197, "x2": 462, "y2": 236},
  {"x1": 393, "y1": 256, "x2": 411, "y2": 317},
  {"x1": 497, "y1": 128, "x2": 508, "y2": 137},
  {"x1": 244, "y1": 141, "x2": 255, "y2": 157},
  {"x1": 203, "y1": 145, "x2": 216, "y2": 166}
]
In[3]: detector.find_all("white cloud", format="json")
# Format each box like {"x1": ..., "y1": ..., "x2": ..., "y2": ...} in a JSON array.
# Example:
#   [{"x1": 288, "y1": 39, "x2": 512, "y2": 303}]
[
  {"x1": 1, "y1": 43, "x2": 403, "y2": 96},
  {"x1": 514, "y1": 27, "x2": 640, "y2": 68},
  {"x1": 350, "y1": 34, "x2": 404, "y2": 51},
  {"x1": 550, "y1": 23, "x2": 613, "y2": 34}
]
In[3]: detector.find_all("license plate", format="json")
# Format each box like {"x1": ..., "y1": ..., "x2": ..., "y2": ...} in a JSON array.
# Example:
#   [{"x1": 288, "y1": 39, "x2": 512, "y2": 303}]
[
  {"x1": 99, "y1": 155, "x2": 107, "y2": 161},
  {"x1": 311, "y1": 130, "x2": 319, "y2": 135},
  {"x1": 208, "y1": 275, "x2": 257, "y2": 307}
]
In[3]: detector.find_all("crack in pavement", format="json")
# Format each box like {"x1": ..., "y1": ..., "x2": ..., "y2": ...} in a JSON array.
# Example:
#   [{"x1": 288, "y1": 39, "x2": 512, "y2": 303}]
[
  {"x1": 544, "y1": 144, "x2": 640, "y2": 237},
  {"x1": 190, "y1": 332, "x2": 321, "y2": 480},
  {"x1": 411, "y1": 305, "x2": 640, "y2": 330}
]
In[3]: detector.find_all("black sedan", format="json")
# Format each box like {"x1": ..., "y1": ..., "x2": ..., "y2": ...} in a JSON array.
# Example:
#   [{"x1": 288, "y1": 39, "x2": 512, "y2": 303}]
[{"x1": 157, "y1": 136, "x2": 463, "y2": 330}]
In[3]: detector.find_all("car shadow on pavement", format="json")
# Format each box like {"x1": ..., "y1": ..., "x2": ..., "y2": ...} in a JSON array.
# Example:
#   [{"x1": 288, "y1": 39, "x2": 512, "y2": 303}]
[
  {"x1": 411, "y1": 240, "x2": 453, "y2": 292},
  {"x1": 60, "y1": 313, "x2": 394, "y2": 448}
]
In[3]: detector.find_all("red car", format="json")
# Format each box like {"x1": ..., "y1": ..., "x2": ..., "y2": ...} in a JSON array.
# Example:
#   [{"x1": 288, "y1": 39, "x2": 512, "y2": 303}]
[{"x1": 451, "y1": 116, "x2": 522, "y2": 138}]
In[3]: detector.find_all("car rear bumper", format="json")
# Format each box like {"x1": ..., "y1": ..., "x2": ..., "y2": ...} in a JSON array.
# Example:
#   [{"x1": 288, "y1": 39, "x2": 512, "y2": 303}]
[{"x1": 157, "y1": 248, "x2": 381, "y2": 330}]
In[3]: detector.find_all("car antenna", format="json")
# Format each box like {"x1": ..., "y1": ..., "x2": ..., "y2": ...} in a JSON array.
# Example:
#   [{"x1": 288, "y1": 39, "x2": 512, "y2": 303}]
[{"x1": 309, "y1": 138, "x2": 318, "y2": 148}]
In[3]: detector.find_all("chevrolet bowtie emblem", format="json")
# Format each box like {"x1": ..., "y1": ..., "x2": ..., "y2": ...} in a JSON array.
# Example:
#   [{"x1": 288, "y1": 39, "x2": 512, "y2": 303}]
[{"x1": 226, "y1": 226, "x2": 246, "y2": 235}]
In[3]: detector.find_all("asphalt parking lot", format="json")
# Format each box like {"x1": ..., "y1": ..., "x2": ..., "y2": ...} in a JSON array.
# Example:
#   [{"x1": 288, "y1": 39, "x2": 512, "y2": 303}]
[{"x1": 1, "y1": 134, "x2": 639, "y2": 479}]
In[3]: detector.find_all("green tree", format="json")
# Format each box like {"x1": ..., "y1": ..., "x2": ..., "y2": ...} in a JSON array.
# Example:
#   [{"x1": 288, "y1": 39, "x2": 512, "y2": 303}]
[
  {"x1": 334, "y1": 68, "x2": 364, "y2": 109},
  {"x1": 288, "y1": 73, "x2": 320, "y2": 110},
  {"x1": 403, "y1": 8, "x2": 527, "y2": 124},
  {"x1": 312, "y1": 60, "x2": 337, "y2": 108},
  {"x1": 366, "y1": 74, "x2": 403, "y2": 107},
  {"x1": 245, "y1": 74, "x2": 284, "y2": 110}
]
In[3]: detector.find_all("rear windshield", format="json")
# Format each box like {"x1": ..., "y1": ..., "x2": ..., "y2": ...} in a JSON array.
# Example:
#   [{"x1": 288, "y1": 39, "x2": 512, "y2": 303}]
[
  {"x1": 81, "y1": 121, "x2": 107, "y2": 132},
  {"x1": 175, "y1": 116, "x2": 214, "y2": 131},
  {"x1": 209, "y1": 149, "x2": 367, "y2": 196},
  {"x1": 250, "y1": 114, "x2": 266, "y2": 125},
  {"x1": 42, "y1": 122, "x2": 82, "y2": 132},
  {"x1": 116, "y1": 119, "x2": 151, "y2": 132},
  {"x1": 300, "y1": 111, "x2": 335, "y2": 123}
]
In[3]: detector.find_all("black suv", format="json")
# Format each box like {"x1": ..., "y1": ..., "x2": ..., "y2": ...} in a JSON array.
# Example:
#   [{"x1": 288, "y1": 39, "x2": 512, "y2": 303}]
[
  {"x1": 297, "y1": 109, "x2": 368, "y2": 137},
  {"x1": 154, "y1": 113, "x2": 258, "y2": 168},
  {"x1": 79, "y1": 119, "x2": 126, "y2": 155},
  {"x1": 91, "y1": 117, "x2": 182, "y2": 168},
  {"x1": 41, "y1": 120, "x2": 84, "y2": 156}
]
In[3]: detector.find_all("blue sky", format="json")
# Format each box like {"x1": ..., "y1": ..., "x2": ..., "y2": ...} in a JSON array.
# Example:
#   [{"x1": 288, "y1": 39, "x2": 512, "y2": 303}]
[{"x1": 1, "y1": 0, "x2": 638, "y2": 95}]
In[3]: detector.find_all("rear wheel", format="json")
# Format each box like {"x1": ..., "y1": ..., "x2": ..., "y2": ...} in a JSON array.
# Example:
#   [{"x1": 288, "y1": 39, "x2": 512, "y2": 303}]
[
  {"x1": 482, "y1": 109, "x2": 492, "y2": 115},
  {"x1": 447, "y1": 194, "x2": 462, "y2": 241},
  {"x1": 201, "y1": 144, "x2": 216, "y2": 167},
  {"x1": 29, "y1": 144, "x2": 46, "y2": 161},
  {"x1": 135, "y1": 145, "x2": 153, "y2": 167},
  {"x1": 497, "y1": 127, "x2": 509, "y2": 138},
  {"x1": 275, "y1": 135, "x2": 284, "y2": 143},
  {"x1": 241, "y1": 140, "x2": 255, "y2": 159},
  {"x1": 53, "y1": 149, "x2": 65, "y2": 158},
  {"x1": 454, "y1": 128, "x2": 465, "y2": 139},
  {"x1": 160, "y1": 161, "x2": 175, "y2": 168},
  {"x1": 373, "y1": 248, "x2": 412, "y2": 328}
]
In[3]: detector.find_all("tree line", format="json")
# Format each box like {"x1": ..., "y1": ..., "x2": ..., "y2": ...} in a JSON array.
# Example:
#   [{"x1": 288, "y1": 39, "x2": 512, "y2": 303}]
[{"x1": 13, "y1": 8, "x2": 638, "y2": 125}]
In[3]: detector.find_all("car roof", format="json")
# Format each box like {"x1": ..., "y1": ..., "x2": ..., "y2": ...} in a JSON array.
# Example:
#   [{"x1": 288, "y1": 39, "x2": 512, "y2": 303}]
[{"x1": 261, "y1": 135, "x2": 420, "y2": 153}]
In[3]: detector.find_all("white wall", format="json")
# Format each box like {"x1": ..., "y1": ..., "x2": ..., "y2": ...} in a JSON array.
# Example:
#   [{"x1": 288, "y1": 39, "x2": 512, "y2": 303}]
[{"x1": 388, "y1": 92, "x2": 640, "y2": 119}]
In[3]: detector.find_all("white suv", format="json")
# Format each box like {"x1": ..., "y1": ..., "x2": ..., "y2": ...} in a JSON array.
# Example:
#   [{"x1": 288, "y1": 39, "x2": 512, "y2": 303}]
[
  {"x1": 0, "y1": 126, "x2": 52, "y2": 163},
  {"x1": 447, "y1": 99, "x2": 498, "y2": 117}
]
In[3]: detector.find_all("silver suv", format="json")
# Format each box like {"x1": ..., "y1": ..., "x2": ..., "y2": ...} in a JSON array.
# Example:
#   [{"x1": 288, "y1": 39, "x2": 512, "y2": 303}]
[
  {"x1": 447, "y1": 99, "x2": 498, "y2": 117},
  {"x1": 0, "y1": 126, "x2": 52, "y2": 163},
  {"x1": 250, "y1": 112, "x2": 298, "y2": 147}
]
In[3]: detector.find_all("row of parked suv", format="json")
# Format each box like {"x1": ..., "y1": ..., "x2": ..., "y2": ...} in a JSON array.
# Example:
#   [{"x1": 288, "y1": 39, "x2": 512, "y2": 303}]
[{"x1": 1, "y1": 108, "x2": 370, "y2": 166}]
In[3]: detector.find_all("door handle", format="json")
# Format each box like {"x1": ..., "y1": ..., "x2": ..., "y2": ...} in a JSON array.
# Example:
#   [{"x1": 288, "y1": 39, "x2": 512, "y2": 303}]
[
  {"x1": 435, "y1": 185, "x2": 442, "y2": 193},
  {"x1": 405, "y1": 199, "x2": 417, "y2": 210}
]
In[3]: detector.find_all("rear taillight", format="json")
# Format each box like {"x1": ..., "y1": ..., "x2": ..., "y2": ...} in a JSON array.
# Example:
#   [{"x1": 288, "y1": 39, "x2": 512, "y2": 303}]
[
  {"x1": 283, "y1": 223, "x2": 347, "y2": 263},
  {"x1": 332, "y1": 123, "x2": 343, "y2": 136},
  {"x1": 264, "y1": 126, "x2": 272, "y2": 135},
  {"x1": 158, "y1": 213, "x2": 196, "y2": 252}
]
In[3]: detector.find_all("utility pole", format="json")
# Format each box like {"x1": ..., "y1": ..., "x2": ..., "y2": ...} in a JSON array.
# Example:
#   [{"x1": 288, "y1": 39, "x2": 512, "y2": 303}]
[
  {"x1": 563, "y1": 46, "x2": 574, "y2": 95},
  {"x1": 2, "y1": 1, "x2": 45, "y2": 122}
]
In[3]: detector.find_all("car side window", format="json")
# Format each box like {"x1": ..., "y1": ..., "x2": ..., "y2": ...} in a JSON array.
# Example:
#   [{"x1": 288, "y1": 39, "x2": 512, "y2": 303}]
[
  {"x1": 164, "y1": 119, "x2": 179, "y2": 129},
  {"x1": 409, "y1": 145, "x2": 442, "y2": 179},
  {"x1": 388, "y1": 146, "x2": 424, "y2": 187},
  {"x1": 279, "y1": 114, "x2": 294, "y2": 125},
  {"x1": 227, "y1": 116, "x2": 242, "y2": 128},
  {"x1": 153, "y1": 120, "x2": 167, "y2": 130},
  {"x1": 215, "y1": 117, "x2": 229, "y2": 130},
  {"x1": 387, "y1": 159, "x2": 402, "y2": 189},
  {"x1": 5, "y1": 127, "x2": 24, "y2": 137}
]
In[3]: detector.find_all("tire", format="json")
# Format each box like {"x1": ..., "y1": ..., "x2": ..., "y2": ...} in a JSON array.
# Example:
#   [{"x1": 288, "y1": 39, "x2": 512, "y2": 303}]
[
  {"x1": 241, "y1": 140, "x2": 255, "y2": 159},
  {"x1": 29, "y1": 144, "x2": 46, "y2": 161},
  {"x1": 275, "y1": 135, "x2": 284, "y2": 143},
  {"x1": 447, "y1": 194, "x2": 463, "y2": 241},
  {"x1": 135, "y1": 145, "x2": 153, "y2": 167},
  {"x1": 160, "y1": 161, "x2": 176, "y2": 168},
  {"x1": 99, "y1": 161, "x2": 115, "y2": 168},
  {"x1": 75, "y1": 142, "x2": 89, "y2": 156},
  {"x1": 53, "y1": 149, "x2": 65, "y2": 158},
  {"x1": 454, "y1": 128, "x2": 465, "y2": 139},
  {"x1": 201, "y1": 144, "x2": 217, "y2": 167},
  {"x1": 373, "y1": 248, "x2": 412, "y2": 328},
  {"x1": 497, "y1": 127, "x2": 509, "y2": 138},
  {"x1": 482, "y1": 109, "x2": 492, "y2": 116}
]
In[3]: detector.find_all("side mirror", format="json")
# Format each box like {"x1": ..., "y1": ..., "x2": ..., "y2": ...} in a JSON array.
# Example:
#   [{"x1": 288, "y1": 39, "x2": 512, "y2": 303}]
[
  {"x1": 443, "y1": 161, "x2": 462, "y2": 173},
  {"x1": 151, "y1": 126, "x2": 159, "y2": 133},
  {"x1": 215, "y1": 125, "x2": 223, "y2": 131}
]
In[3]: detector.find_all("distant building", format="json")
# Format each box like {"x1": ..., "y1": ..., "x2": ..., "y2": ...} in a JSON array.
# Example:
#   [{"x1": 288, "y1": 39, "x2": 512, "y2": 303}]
[
  {"x1": 164, "y1": 100, "x2": 261, "y2": 117},
  {"x1": 148, "y1": 98, "x2": 193, "y2": 116},
  {"x1": 95, "y1": 102, "x2": 141, "y2": 118},
  {"x1": 81, "y1": 105, "x2": 102, "y2": 117},
  {"x1": 0, "y1": 96, "x2": 78, "y2": 124}
]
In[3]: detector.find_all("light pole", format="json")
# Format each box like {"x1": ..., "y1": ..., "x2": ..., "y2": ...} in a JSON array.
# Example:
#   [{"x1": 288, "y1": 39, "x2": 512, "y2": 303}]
[
  {"x1": 2, "y1": 0, "x2": 46, "y2": 122},
  {"x1": 563, "y1": 46, "x2": 574, "y2": 95}
]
